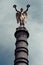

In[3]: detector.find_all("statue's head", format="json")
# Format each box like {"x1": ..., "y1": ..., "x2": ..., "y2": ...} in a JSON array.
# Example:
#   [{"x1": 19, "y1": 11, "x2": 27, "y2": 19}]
[{"x1": 20, "y1": 8, "x2": 23, "y2": 12}]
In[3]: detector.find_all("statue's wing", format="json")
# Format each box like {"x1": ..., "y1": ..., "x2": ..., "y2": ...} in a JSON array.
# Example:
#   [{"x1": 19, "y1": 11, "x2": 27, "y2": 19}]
[
  {"x1": 23, "y1": 12, "x2": 27, "y2": 16},
  {"x1": 16, "y1": 13, "x2": 20, "y2": 23}
]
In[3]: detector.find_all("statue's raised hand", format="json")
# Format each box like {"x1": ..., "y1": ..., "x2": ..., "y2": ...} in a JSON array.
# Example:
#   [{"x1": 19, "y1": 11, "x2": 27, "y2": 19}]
[
  {"x1": 26, "y1": 4, "x2": 30, "y2": 8},
  {"x1": 13, "y1": 5, "x2": 17, "y2": 8}
]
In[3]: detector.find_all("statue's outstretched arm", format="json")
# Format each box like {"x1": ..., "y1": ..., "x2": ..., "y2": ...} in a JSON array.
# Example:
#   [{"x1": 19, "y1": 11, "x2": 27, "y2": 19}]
[
  {"x1": 13, "y1": 5, "x2": 19, "y2": 12},
  {"x1": 24, "y1": 4, "x2": 30, "y2": 13}
]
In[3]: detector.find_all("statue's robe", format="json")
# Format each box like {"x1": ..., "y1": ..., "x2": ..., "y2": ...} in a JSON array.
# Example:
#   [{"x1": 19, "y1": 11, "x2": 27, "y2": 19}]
[{"x1": 20, "y1": 12, "x2": 27, "y2": 22}]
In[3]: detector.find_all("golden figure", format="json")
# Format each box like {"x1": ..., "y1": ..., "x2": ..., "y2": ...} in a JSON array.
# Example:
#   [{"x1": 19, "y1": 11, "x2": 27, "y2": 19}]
[{"x1": 13, "y1": 4, "x2": 30, "y2": 26}]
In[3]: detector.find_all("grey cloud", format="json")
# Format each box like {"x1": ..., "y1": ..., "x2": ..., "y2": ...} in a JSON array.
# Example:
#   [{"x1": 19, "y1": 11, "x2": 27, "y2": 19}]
[
  {"x1": 29, "y1": 0, "x2": 43, "y2": 23},
  {"x1": 28, "y1": 22, "x2": 43, "y2": 65},
  {"x1": 0, "y1": 0, "x2": 43, "y2": 65}
]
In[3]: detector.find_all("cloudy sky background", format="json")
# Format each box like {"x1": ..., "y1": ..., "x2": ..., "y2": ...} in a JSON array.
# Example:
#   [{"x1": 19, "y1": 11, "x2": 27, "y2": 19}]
[{"x1": 0, "y1": 0, "x2": 43, "y2": 65}]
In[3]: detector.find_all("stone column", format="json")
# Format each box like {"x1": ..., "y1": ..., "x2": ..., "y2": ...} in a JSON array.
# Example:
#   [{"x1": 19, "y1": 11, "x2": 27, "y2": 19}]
[{"x1": 14, "y1": 26, "x2": 29, "y2": 65}]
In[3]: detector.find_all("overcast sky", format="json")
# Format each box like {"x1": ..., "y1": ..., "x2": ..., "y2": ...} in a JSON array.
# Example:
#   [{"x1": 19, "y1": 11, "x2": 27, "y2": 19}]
[{"x1": 0, "y1": 0, "x2": 43, "y2": 65}]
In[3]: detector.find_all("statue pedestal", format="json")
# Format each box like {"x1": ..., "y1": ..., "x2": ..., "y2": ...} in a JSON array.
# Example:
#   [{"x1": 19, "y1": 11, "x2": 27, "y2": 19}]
[{"x1": 14, "y1": 26, "x2": 29, "y2": 65}]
